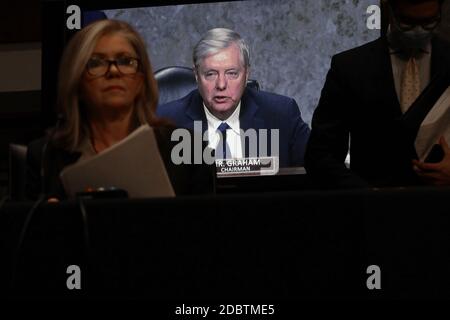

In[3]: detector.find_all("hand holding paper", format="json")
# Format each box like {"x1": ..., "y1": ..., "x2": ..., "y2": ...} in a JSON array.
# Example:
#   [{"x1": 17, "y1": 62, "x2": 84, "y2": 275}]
[{"x1": 412, "y1": 136, "x2": 450, "y2": 186}]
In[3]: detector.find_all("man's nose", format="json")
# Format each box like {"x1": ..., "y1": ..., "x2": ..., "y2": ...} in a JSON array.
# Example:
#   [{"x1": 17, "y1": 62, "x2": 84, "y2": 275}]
[{"x1": 215, "y1": 74, "x2": 227, "y2": 90}]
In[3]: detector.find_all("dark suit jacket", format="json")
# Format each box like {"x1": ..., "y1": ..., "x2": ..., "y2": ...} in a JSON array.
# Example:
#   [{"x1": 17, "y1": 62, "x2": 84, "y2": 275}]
[
  {"x1": 26, "y1": 126, "x2": 215, "y2": 200},
  {"x1": 305, "y1": 36, "x2": 450, "y2": 188},
  {"x1": 157, "y1": 88, "x2": 310, "y2": 167}
]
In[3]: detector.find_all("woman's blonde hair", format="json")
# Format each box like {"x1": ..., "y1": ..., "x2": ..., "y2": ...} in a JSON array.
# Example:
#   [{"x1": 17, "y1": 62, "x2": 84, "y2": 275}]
[{"x1": 54, "y1": 19, "x2": 165, "y2": 151}]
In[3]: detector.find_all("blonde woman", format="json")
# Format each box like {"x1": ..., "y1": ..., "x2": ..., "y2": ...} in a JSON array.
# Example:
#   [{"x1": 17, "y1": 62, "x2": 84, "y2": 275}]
[{"x1": 26, "y1": 19, "x2": 214, "y2": 199}]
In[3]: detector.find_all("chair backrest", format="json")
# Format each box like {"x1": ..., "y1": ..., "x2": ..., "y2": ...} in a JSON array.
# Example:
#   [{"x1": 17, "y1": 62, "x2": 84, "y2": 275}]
[
  {"x1": 9, "y1": 144, "x2": 28, "y2": 201},
  {"x1": 155, "y1": 66, "x2": 197, "y2": 106},
  {"x1": 155, "y1": 66, "x2": 260, "y2": 106}
]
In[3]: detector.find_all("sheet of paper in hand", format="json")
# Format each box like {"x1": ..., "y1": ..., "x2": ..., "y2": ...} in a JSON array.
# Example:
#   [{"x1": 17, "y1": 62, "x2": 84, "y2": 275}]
[
  {"x1": 415, "y1": 86, "x2": 450, "y2": 161},
  {"x1": 60, "y1": 124, "x2": 175, "y2": 198}
]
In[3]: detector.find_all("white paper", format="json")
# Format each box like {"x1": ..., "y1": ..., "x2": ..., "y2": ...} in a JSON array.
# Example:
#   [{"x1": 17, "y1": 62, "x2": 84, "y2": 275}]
[
  {"x1": 415, "y1": 86, "x2": 450, "y2": 161},
  {"x1": 60, "y1": 124, "x2": 175, "y2": 198}
]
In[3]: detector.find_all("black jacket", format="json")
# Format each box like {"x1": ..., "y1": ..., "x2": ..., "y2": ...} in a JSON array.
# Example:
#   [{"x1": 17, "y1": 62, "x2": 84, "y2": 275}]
[
  {"x1": 26, "y1": 126, "x2": 216, "y2": 200},
  {"x1": 305, "y1": 36, "x2": 450, "y2": 188}
]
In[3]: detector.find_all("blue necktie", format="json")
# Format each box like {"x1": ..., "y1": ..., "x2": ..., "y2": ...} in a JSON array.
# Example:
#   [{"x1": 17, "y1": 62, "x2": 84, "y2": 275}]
[{"x1": 216, "y1": 122, "x2": 231, "y2": 159}]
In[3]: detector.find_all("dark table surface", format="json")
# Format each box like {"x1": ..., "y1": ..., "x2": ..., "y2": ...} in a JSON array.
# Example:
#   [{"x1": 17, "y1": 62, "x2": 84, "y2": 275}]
[{"x1": 1, "y1": 186, "x2": 450, "y2": 300}]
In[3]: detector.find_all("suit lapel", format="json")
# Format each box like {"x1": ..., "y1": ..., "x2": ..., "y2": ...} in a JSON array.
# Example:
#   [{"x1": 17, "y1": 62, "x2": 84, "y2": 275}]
[
  {"x1": 374, "y1": 37, "x2": 402, "y2": 116},
  {"x1": 239, "y1": 89, "x2": 266, "y2": 157},
  {"x1": 185, "y1": 90, "x2": 208, "y2": 134},
  {"x1": 430, "y1": 36, "x2": 450, "y2": 79}
]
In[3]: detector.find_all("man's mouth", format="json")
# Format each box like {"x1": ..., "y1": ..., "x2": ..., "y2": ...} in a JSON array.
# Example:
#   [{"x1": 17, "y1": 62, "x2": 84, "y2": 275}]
[{"x1": 213, "y1": 96, "x2": 229, "y2": 103}]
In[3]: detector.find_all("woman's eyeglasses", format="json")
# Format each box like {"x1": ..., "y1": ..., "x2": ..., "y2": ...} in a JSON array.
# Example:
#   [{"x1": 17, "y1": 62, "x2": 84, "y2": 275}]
[{"x1": 86, "y1": 57, "x2": 140, "y2": 76}]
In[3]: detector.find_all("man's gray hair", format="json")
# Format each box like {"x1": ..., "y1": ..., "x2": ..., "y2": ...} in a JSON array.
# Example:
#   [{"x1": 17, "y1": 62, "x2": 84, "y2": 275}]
[{"x1": 193, "y1": 28, "x2": 250, "y2": 69}]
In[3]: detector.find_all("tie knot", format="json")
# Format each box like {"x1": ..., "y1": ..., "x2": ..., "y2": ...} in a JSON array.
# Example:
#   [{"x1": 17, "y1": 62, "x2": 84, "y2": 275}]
[{"x1": 217, "y1": 122, "x2": 230, "y2": 134}]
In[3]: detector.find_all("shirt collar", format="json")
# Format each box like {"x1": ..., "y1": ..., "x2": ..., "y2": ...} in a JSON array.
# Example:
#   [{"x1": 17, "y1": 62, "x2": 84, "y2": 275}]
[{"x1": 203, "y1": 101, "x2": 241, "y2": 134}]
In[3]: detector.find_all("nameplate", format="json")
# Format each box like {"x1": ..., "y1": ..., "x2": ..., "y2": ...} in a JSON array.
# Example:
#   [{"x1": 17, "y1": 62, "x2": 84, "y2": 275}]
[{"x1": 215, "y1": 157, "x2": 279, "y2": 177}]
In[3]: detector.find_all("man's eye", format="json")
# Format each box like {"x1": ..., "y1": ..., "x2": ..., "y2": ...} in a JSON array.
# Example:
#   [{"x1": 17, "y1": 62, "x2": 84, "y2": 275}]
[{"x1": 226, "y1": 71, "x2": 239, "y2": 78}]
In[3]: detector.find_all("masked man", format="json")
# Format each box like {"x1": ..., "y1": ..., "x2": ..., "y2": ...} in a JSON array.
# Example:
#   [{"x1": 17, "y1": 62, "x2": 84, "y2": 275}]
[{"x1": 305, "y1": 0, "x2": 450, "y2": 188}]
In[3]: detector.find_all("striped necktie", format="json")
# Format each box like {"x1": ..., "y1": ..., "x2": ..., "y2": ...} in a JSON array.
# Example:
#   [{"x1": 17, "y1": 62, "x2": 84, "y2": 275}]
[{"x1": 400, "y1": 56, "x2": 421, "y2": 113}]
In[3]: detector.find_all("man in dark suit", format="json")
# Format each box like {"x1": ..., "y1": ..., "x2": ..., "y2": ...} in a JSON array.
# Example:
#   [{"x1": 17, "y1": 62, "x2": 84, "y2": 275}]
[
  {"x1": 305, "y1": 0, "x2": 450, "y2": 188},
  {"x1": 157, "y1": 28, "x2": 310, "y2": 168}
]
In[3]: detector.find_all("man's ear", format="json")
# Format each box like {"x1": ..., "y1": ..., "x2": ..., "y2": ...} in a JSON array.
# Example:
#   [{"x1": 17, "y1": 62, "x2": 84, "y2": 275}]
[
  {"x1": 245, "y1": 67, "x2": 250, "y2": 83},
  {"x1": 193, "y1": 65, "x2": 199, "y2": 83}
]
